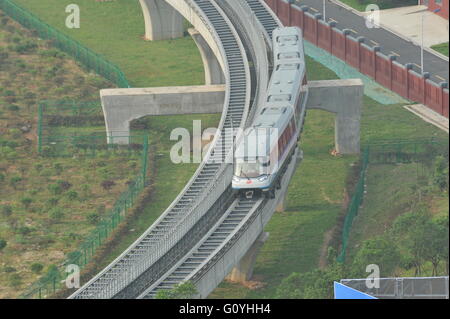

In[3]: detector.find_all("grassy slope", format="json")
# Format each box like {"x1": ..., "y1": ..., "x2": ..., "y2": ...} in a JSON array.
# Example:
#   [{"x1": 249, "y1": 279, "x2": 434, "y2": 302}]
[
  {"x1": 13, "y1": 0, "x2": 204, "y2": 87},
  {"x1": 0, "y1": 16, "x2": 142, "y2": 297},
  {"x1": 431, "y1": 42, "x2": 449, "y2": 57}
]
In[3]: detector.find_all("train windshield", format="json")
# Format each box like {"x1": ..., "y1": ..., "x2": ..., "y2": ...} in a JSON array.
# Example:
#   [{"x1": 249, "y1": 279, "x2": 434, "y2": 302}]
[{"x1": 234, "y1": 158, "x2": 270, "y2": 178}]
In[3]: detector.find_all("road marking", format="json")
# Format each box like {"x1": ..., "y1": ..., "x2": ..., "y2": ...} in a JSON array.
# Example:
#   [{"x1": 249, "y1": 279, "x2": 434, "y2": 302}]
[
  {"x1": 390, "y1": 51, "x2": 400, "y2": 57},
  {"x1": 329, "y1": 18, "x2": 338, "y2": 23},
  {"x1": 349, "y1": 29, "x2": 358, "y2": 34},
  {"x1": 370, "y1": 40, "x2": 379, "y2": 46},
  {"x1": 413, "y1": 63, "x2": 422, "y2": 69},
  {"x1": 436, "y1": 75, "x2": 446, "y2": 82},
  {"x1": 309, "y1": 7, "x2": 318, "y2": 12}
]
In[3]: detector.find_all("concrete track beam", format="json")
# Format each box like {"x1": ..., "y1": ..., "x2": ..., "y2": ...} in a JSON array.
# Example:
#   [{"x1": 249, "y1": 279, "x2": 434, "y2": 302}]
[
  {"x1": 101, "y1": 80, "x2": 362, "y2": 152},
  {"x1": 139, "y1": 0, "x2": 184, "y2": 40},
  {"x1": 101, "y1": 85, "x2": 225, "y2": 144},
  {"x1": 188, "y1": 28, "x2": 225, "y2": 85}
]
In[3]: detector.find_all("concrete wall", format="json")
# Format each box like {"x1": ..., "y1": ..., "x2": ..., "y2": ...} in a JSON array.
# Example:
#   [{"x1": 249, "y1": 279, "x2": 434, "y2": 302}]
[
  {"x1": 422, "y1": 0, "x2": 449, "y2": 20},
  {"x1": 265, "y1": 0, "x2": 449, "y2": 119},
  {"x1": 101, "y1": 85, "x2": 225, "y2": 143}
]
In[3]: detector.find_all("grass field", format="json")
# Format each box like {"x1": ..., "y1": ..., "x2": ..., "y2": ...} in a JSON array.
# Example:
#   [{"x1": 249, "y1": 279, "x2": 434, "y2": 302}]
[
  {"x1": 339, "y1": 0, "x2": 418, "y2": 11},
  {"x1": 13, "y1": 0, "x2": 204, "y2": 88},
  {"x1": 431, "y1": 42, "x2": 449, "y2": 57}
]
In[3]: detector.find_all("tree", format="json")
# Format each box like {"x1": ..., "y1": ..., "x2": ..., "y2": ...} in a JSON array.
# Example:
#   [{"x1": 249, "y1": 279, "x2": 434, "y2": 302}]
[
  {"x1": 424, "y1": 216, "x2": 449, "y2": 275},
  {"x1": 155, "y1": 281, "x2": 198, "y2": 299},
  {"x1": 351, "y1": 236, "x2": 401, "y2": 278},
  {"x1": 276, "y1": 263, "x2": 345, "y2": 299},
  {"x1": 392, "y1": 210, "x2": 430, "y2": 276}
]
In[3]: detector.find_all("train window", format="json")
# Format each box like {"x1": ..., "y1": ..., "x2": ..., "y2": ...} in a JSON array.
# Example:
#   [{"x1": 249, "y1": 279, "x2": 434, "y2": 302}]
[
  {"x1": 276, "y1": 63, "x2": 300, "y2": 71},
  {"x1": 268, "y1": 95, "x2": 291, "y2": 102},
  {"x1": 278, "y1": 52, "x2": 300, "y2": 59}
]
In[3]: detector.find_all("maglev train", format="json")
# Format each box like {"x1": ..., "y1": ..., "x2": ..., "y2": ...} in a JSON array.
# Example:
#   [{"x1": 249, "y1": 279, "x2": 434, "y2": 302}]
[{"x1": 232, "y1": 26, "x2": 309, "y2": 199}]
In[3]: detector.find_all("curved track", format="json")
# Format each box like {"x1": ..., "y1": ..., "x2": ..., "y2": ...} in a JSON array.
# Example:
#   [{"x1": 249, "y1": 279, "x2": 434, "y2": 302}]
[{"x1": 69, "y1": 0, "x2": 297, "y2": 299}]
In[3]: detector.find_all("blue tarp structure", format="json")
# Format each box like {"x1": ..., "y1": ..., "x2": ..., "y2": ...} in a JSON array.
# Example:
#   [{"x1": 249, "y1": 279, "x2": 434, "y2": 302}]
[{"x1": 334, "y1": 282, "x2": 377, "y2": 299}]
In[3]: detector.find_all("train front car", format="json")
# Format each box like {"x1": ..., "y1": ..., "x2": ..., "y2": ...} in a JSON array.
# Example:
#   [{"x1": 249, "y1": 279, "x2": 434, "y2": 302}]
[{"x1": 232, "y1": 26, "x2": 309, "y2": 199}]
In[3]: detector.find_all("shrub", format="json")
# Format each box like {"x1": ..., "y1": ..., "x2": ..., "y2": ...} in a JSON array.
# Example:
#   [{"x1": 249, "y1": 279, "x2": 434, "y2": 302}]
[
  {"x1": 9, "y1": 273, "x2": 22, "y2": 288},
  {"x1": 20, "y1": 197, "x2": 33, "y2": 209},
  {"x1": 66, "y1": 190, "x2": 78, "y2": 200},
  {"x1": 3, "y1": 266, "x2": 16, "y2": 273},
  {"x1": 17, "y1": 226, "x2": 32, "y2": 235},
  {"x1": 1, "y1": 205, "x2": 13, "y2": 218},
  {"x1": 48, "y1": 183, "x2": 62, "y2": 195},
  {"x1": 0, "y1": 238, "x2": 6, "y2": 251},
  {"x1": 48, "y1": 208, "x2": 64, "y2": 221},
  {"x1": 30, "y1": 263, "x2": 44, "y2": 274},
  {"x1": 9, "y1": 176, "x2": 22, "y2": 189}
]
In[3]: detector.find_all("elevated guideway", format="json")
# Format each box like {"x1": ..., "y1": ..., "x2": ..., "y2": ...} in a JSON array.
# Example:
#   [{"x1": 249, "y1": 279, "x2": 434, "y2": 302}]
[
  {"x1": 69, "y1": 0, "x2": 252, "y2": 299},
  {"x1": 69, "y1": 0, "x2": 304, "y2": 299}
]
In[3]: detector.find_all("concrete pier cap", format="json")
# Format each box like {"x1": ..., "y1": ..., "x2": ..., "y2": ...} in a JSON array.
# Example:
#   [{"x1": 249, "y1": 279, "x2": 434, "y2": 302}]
[{"x1": 101, "y1": 79, "x2": 363, "y2": 154}]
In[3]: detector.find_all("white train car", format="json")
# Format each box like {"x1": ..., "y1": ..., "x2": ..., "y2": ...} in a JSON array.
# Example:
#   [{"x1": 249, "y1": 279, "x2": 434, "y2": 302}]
[{"x1": 232, "y1": 27, "x2": 309, "y2": 198}]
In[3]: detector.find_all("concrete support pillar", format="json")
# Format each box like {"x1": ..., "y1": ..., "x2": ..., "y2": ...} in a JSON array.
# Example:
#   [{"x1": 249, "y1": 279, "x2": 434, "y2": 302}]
[
  {"x1": 306, "y1": 79, "x2": 363, "y2": 154},
  {"x1": 139, "y1": 0, "x2": 184, "y2": 40},
  {"x1": 226, "y1": 232, "x2": 269, "y2": 283},
  {"x1": 188, "y1": 28, "x2": 225, "y2": 85},
  {"x1": 100, "y1": 85, "x2": 225, "y2": 144}
]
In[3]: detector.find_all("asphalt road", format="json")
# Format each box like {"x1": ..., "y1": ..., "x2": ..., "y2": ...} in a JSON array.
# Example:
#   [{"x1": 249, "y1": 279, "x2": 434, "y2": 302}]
[{"x1": 295, "y1": 0, "x2": 449, "y2": 84}]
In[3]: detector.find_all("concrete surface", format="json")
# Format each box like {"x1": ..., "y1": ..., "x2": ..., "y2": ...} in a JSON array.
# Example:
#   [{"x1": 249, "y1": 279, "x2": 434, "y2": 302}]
[
  {"x1": 361, "y1": 5, "x2": 449, "y2": 48},
  {"x1": 188, "y1": 28, "x2": 225, "y2": 85},
  {"x1": 139, "y1": 0, "x2": 184, "y2": 40},
  {"x1": 101, "y1": 85, "x2": 226, "y2": 143},
  {"x1": 404, "y1": 104, "x2": 449, "y2": 133},
  {"x1": 226, "y1": 232, "x2": 269, "y2": 283}
]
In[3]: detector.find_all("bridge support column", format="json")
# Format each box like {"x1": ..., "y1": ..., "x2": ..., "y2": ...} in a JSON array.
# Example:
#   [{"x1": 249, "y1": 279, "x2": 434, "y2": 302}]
[
  {"x1": 188, "y1": 28, "x2": 225, "y2": 85},
  {"x1": 226, "y1": 232, "x2": 269, "y2": 283},
  {"x1": 100, "y1": 85, "x2": 225, "y2": 144},
  {"x1": 139, "y1": 0, "x2": 184, "y2": 40},
  {"x1": 306, "y1": 79, "x2": 363, "y2": 155}
]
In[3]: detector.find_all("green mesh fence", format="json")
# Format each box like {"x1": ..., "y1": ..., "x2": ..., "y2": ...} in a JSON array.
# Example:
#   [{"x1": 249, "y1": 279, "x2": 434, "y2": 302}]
[
  {"x1": 0, "y1": 0, "x2": 130, "y2": 88},
  {"x1": 20, "y1": 135, "x2": 149, "y2": 299},
  {"x1": 336, "y1": 138, "x2": 448, "y2": 263}
]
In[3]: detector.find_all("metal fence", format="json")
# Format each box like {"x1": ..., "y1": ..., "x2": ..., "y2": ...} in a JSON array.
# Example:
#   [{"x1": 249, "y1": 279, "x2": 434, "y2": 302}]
[
  {"x1": 337, "y1": 138, "x2": 448, "y2": 262},
  {"x1": 0, "y1": 0, "x2": 130, "y2": 88},
  {"x1": 341, "y1": 276, "x2": 449, "y2": 299},
  {"x1": 21, "y1": 134, "x2": 149, "y2": 299}
]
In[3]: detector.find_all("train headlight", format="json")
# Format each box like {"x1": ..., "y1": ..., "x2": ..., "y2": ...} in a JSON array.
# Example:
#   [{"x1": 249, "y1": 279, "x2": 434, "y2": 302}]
[{"x1": 257, "y1": 175, "x2": 269, "y2": 182}]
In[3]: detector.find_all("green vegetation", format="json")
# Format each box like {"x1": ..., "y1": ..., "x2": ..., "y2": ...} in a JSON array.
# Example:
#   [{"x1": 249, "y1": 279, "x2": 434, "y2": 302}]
[
  {"x1": 340, "y1": 0, "x2": 418, "y2": 11},
  {"x1": 0, "y1": 14, "x2": 143, "y2": 298},
  {"x1": 13, "y1": 0, "x2": 204, "y2": 87},
  {"x1": 431, "y1": 42, "x2": 449, "y2": 57},
  {"x1": 209, "y1": 56, "x2": 447, "y2": 299},
  {"x1": 155, "y1": 281, "x2": 198, "y2": 299}
]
